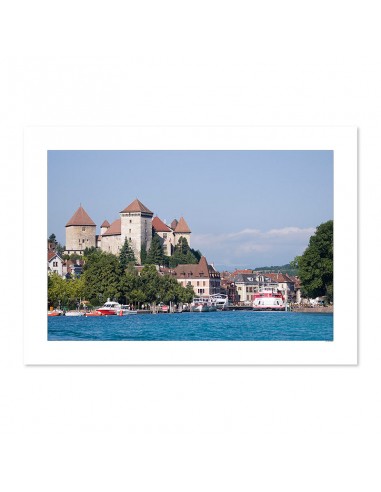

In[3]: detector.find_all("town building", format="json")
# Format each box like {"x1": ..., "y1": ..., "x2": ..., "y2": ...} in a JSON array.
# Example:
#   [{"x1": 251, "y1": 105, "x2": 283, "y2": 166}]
[
  {"x1": 174, "y1": 256, "x2": 220, "y2": 296},
  {"x1": 48, "y1": 251, "x2": 64, "y2": 276},
  {"x1": 257, "y1": 272, "x2": 296, "y2": 302},
  {"x1": 232, "y1": 273, "x2": 278, "y2": 304}
]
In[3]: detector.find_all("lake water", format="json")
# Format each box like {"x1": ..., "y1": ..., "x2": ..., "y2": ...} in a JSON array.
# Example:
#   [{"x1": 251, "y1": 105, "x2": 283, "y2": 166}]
[{"x1": 48, "y1": 311, "x2": 333, "y2": 341}]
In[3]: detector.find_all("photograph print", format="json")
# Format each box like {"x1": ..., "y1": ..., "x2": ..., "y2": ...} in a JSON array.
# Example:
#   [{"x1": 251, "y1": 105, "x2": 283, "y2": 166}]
[{"x1": 47, "y1": 149, "x2": 333, "y2": 342}]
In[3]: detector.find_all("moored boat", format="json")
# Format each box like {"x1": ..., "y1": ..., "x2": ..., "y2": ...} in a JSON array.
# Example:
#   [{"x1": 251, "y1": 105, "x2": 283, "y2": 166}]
[
  {"x1": 48, "y1": 309, "x2": 63, "y2": 317},
  {"x1": 96, "y1": 300, "x2": 138, "y2": 316},
  {"x1": 85, "y1": 310, "x2": 103, "y2": 317},
  {"x1": 252, "y1": 288, "x2": 285, "y2": 311},
  {"x1": 190, "y1": 297, "x2": 209, "y2": 312},
  {"x1": 65, "y1": 310, "x2": 85, "y2": 317},
  {"x1": 96, "y1": 300, "x2": 121, "y2": 316},
  {"x1": 118, "y1": 305, "x2": 138, "y2": 315},
  {"x1": 209, "y1": 293, "x2": 229, "y2": 310}
]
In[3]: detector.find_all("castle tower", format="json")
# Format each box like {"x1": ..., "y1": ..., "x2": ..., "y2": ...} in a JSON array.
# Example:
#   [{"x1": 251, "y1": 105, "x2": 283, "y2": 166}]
[
  {"x1": 100, "y1": 220, "x2": 110, "y2": 235},
  {"x1": 173, "y1": 216, "x2": 191, "y2": 247},
  {"x1": 120, "y1": 198, "x2": 153, "y2": 263},
  {"x1": 65, "y1": 205, "x2": 96, "y2": 255}
]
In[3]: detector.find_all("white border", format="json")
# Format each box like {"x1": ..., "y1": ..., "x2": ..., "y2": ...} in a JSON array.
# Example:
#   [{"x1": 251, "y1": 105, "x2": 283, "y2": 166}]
[{"x1": 23, "y1": 126, "x2": 357, "y2": 365}]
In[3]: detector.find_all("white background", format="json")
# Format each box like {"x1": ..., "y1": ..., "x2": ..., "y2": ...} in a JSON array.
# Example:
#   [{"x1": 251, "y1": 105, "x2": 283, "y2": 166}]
[
  {"x1": 24, "y1": 126, "x2": 356, "y2": 365},
  {"x1": 1, "y1": 2, "x2": 377, "y2": 491}
]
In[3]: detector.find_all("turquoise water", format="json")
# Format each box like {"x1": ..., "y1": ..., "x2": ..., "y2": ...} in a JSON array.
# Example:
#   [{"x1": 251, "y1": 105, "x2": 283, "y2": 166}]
[{"x1": 48, "y1": 311, "x2": 333, "y2": 341}]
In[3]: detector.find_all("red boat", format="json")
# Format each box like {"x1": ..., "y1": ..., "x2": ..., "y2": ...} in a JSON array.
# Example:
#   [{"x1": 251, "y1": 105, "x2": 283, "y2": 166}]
[
  {"x1": 95, "y1": 300, "x2": 137, "y2": 316},
  {"x1": 252, "y1": 289, "x2": 286, "y2": 311},
  {"x1": 48, "y1": 309, "x2": 63, "y2": 317},
  {"x1": 96, "y1": 300, "x2": 121, "y2": 316}
]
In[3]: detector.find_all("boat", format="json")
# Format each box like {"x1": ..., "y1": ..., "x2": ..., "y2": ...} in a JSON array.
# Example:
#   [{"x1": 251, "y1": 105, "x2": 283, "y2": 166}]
[
  {"x1": 96, "y1": 300, "x2": 137, "y2": 316},
  {"x1": 65, "y1": 310, "x2": 85, "y2": 317},
  {"x1": 252, "y1": 288, "x2": 286, "y2": 311},
  {"x1": 85, "y1": 310, "x2": 103, "y2": 317},
  {"x1": 118, "y1": 305, "x2": 138, "y2": 315},
  {"x1": 157, "y1": 303, "x2": 169, "y2": 313},
  {"x1": 48, "y1": 309, "x2": 63, "y2": 317},
  {"x1": 209, "y1": 293, "x2": 229, "y2": 310},
  {"x1": 190, "y1": 297, "x2": 210, "y2": 312},
  {"x1": 96, "y1": 300, "x2": 122, "y2": 315}
]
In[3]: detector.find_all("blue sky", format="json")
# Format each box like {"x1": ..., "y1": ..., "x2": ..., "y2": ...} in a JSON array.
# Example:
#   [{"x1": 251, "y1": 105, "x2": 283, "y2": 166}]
[{"x1": 48, "y1": 150, "x2": 333, "y2": 270}]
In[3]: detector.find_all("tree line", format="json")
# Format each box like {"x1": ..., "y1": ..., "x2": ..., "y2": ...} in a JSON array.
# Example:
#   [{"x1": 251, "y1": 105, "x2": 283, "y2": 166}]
[
  {"x1": 291, "y1": 220, "x2": 333, "y2": 302},
  {"x1": 48, "y1": 236, "x2": 198, "y2": 310}
]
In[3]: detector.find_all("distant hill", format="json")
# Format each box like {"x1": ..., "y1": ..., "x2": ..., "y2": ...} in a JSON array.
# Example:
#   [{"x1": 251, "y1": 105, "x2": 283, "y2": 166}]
[{"x1": 253, "y1": 264, "x2": 298, "y2": 276}]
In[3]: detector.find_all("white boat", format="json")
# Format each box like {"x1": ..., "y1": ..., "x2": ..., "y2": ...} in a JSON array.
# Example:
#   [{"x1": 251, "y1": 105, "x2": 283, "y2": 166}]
[
  {"x1": 118, "y1": 305, "x2": 138, "y2": 316},
  {"x1": 252, "y1": 288, "x2": 285, "y2": 311},
  {"x1": 190, "y1": 297, "x2": 209, "y2": 312},
  {"x1": 209, "y1": 293, "x2": 229, "y2": 310},
  {"x1": 65, "y1": 310, "x2": 85, "y2": 317}
]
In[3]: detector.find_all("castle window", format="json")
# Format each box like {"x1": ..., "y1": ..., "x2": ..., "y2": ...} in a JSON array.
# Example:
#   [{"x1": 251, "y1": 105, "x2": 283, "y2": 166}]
[
  {"x1": 129, "y1": 229, "x2": 131, "y2": 233},
  {"x1": 163, "y1": 233, "x2": 167, "y2": 239},
  {"x1": 129, "y1": 220, "x2": 132, "y2": 224},
  {"x1": 82, "y1": 227, "x2": 86, "y2": 231}
]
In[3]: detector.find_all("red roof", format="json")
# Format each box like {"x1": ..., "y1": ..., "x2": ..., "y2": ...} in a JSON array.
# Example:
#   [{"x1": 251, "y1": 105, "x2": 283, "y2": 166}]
[
  {"x1": 231, "y1": 269, "x2": 255, "y2": 276},
  {"x1": 101, "y1": 220, "x2": 110, "y2": 228},
  {"x1": 48, "y1": 251, "x2": 56, "y2": 261},
  {"x1": 174, "y1": 256, "x2": 216, "y2": 279},
  {"x1": 66, "y1": 206, "x2": 96, "y2": 227},
  {"x1": 259, "y1": 272, "x2": 294, "y2": 283},
  {"x1": 174, "y1": 216, "x2": 191, "y2": 233},
  {"x1": 171, "y1": 219, "x2": 178, "y2": 230},
  {"x1": 102, "y1": 218, "x2": 121, "y2": 236},
  {"x1": 152, "y1": 216, "x2": 171, "y2": 233},
  {"x1": 120, "y1": 199, "x2": 153, "y2": 215}
]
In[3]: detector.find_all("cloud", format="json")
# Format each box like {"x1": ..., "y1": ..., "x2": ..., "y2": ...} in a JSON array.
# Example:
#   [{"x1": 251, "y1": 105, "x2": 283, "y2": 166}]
[
  {"x1": 191, "y1": 226, "x2": 315, "y2": 267},
  {"x1": 266, "y1": 227, "x2": 316, "y2": 237}
]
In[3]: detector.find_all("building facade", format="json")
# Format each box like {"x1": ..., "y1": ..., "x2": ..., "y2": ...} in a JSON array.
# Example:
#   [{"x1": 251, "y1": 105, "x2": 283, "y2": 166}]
[
  {"x1": 64, "y1": 199, "x2": 192, "y2": 265},
  {"x1": 174, "y1": 256, "x2": 220, "y2": 296}
]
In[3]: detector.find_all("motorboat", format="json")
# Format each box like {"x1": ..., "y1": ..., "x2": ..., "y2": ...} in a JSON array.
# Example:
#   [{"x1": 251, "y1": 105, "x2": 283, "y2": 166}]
[
  {"x1": 48, "y1": 309, "x2": 63, "y2": 317},
  {"x1": 96, "y1": 300, "x2": 137, "y2": 316},
  {"x1": 209, "y1": 293, "x2": 229, "y2": 310},
  {"x1": 118, "y1": 305, "x2": 138, "y2": 315},
  {"x1": 190, "y1": 297, "x2": 209, "y2": 312},
  {"x1": 65, "y1": 310, "x2": 85, "y2": 316},
  {"x1": 252, "y1": 288, "x2": 285, "y2": 311},
  {"x1": 96, "y1": 300, "x2": 122, "y2": 315}
]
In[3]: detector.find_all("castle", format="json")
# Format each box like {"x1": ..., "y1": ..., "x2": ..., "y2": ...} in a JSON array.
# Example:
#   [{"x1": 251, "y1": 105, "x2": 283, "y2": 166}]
[{"x1": 65, "y1": 198, "x2": 191, "y2": 264}]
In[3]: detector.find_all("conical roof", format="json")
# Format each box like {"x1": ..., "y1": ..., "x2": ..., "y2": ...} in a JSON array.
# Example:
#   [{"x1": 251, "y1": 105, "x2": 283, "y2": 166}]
[
  {"x1": 174, "y1": 216, "x2": 191, "y2": 233},
  {"x1": 102, "y1": 218, "x2": 121, "y2": 236},
  {"x1": 171, "y1": 219, "x2": 178, "y2": 230},
  {"x1": 121, "y1": 198, "x2": 153, "y2": 215},
  {"x1": 152, "y1": 216, "x2": 171, "y2": 233},
  {"x1": 101, "y1": 219, "x2": 110, "y2": 228},
  {"x1": 66, "y1": 205, "x2": 96, "y2": 227}
]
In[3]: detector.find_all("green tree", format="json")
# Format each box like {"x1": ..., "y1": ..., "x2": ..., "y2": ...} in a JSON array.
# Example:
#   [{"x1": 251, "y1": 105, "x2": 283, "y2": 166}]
[
  {"x1": 293, "y1": 220, "x2": 333, "y2": 301},
  {"x1": 48, "y1": 272, "x2": 69, "y2": 308},
  {"x1": 82, "y1": 250, "x2": 121, "y2": 305},
  {"x1": 140, "y1": 244, "x2": 147, "y2": 265},
  {"x1": 145, "y1": 234, "x2": 165, "y2": 266},
  {"x1": 169, "y1": 236, "x2": 198, "y2": 267},
  {"x1": 119, "y1": 238, "x2": 136, "y2": 272},
  {"x1": 139, "y1": 264, "x2": 161, "y2": 304}
]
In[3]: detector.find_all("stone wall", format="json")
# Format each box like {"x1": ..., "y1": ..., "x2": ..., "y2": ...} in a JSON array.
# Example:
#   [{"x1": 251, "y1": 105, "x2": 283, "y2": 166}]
[{"x1": 65, "y1": 225, "x2": 96, "y2": 253}]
